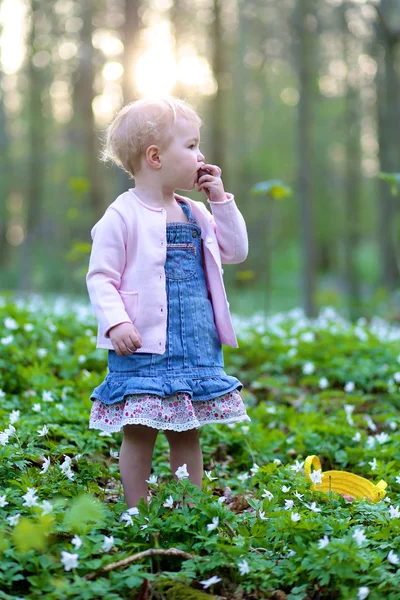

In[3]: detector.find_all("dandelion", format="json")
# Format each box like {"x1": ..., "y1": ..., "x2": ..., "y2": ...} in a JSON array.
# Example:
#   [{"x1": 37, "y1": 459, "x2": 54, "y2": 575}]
[
  {"x1": 291, "y1": 512, "x2": 301, "y2": 522},
  {"x1": 309, "y1": 469, "x2": 324, "y2": 485},
  {"x1": 200, "y1": 575, "x2": 221, "y2": 589},
  {"x1": 352, "y1": 528, "x2": 367, "y2": 546},
  {"x1": 61, "y1": 551, "x2": 79, "y2": 571},
  {"x1": 71, "y1": 535, "x2": 82, "y2": 550},
  {"x1": 388, "y1": 550, "x2": 399, "y2": 565},
  {"x1": 163, "y1": 496, "x2": 174, "y2": 508},
  {"x1": 319, "y1": 377, "x2": 329, "y2": 389},
  {"x1": 22, "y1": 488, "x2": 39, "y2": 507},
  {"x1": 238, "y1": 559, "x2": 250, "y2": 575},
  {"x1": 205, "y1": 470, "x2": 218, "y2": 481},
  {"x1": 207, "y1": 516, "x2": 219, "y2": 532},
  {"x1": 318, "y1": 535, "x2": 330, "y2": 548},
  {"x1": 358, "y1": 587, "x2": 370, "y2": 600},
  {"x1": 262, "y1": 489, "x2": 274, "y2": 500},
  {"x1": 37, "y1": 425, "x2": 49, "y2": 436},
  {"x1": 102, "y1": 536, "x2": 114, "y2": 552},
  {"x1": 284, "y1": 499, "x2": 294, "y2": 510},
  {"x1": 175, "y1": 464, "x2": 189, "y2": 480},
  {"x1": 389, "y1": 505, "x2": 400, "y2": 519}
]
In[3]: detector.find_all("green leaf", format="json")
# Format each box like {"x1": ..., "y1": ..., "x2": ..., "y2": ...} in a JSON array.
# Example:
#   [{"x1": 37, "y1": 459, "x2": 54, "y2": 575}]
[{"x1": 63, "y1": 494, "x2": 105, "y2": 533}]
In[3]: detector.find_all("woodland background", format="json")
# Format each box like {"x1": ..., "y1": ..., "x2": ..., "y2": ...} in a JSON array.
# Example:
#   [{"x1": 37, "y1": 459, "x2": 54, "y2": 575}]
[{"x1": 0, "y1": 0, "x2": 400, "y2": 320}]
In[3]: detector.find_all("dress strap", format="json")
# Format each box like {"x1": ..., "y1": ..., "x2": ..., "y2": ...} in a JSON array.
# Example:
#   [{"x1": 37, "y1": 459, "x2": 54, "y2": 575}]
[{"x1": 179, "y1": 201, "x2": 198, "y2": 225}]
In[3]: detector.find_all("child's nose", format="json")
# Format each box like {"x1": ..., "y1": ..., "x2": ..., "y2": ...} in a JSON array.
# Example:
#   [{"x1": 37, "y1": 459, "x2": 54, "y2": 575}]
[{"x1": 198, "y1": 152, "x2": 205, "y2": 162}]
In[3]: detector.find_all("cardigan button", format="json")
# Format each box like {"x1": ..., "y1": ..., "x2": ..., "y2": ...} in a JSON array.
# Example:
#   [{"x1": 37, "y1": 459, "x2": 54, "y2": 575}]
[
  {"x1": 206, "y1": 237, "x2": 213, "y2": 243},
  {"x1": 192, "y1": 230, "x2": 197, "y2": 238}
]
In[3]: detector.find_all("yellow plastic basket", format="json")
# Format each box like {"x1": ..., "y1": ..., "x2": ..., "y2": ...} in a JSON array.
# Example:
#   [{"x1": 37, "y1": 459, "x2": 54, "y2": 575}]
[{"x1": 304, "y1": 455, "x2": 387, "y2": 502}]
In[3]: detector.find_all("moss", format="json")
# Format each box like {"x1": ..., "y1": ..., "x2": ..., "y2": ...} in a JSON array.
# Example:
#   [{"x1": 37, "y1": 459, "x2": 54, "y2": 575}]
[{"x1": 154, "y1": 581, "x2": 218, "y2": 599}]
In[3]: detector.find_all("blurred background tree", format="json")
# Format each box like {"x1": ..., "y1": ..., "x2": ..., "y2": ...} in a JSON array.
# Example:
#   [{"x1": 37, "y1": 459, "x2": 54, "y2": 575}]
[{"x1": 0, "y1": 0, "x2": 399, "y2": 321}]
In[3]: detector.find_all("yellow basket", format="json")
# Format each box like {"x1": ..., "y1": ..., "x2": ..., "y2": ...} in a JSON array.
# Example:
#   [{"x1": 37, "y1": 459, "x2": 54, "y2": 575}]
[{"x1": 304, "y1": 455, "x2": 387, "y2": 502}]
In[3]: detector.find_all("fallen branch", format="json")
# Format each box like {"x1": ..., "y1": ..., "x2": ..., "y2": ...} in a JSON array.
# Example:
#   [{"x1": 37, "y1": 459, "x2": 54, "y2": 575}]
[{"x1": 84, "y1": 547, "x2": 196, "y2": 580}]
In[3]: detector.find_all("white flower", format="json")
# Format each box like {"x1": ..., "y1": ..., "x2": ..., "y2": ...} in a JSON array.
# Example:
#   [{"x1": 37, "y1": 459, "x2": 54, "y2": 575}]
[
  {"x1": 344, "y1": 381, "x2": 355, "y2": 393},
  {"x1": 4, "y1": 317, "x2": 18, "y2": 330},
  {"x1": 7, "y1": 513, "x2": 20, "y2": 526},
  {"x1": 205, "y1": 470, "x2": 218, "y2": 481},
  {"x1": 368, "y1": 458, "x2": 378, "y2": 471},
  {"x1": 0, "y1": 494, "x2": 9, "y2": 507},
  {"x1": 175, "y1": 464, "x2": 189, "y2": 480},
  {"x1": 102, "y1": 535, "x2": 114, "y2": 552},
  {"x1": 388, "y1": 550, "x2": 400, "y2": 565},
  {"x1": 24, "y1": 323, "x2": 34, "y2": 332},
  {"x1": 41, "y1": 501, "x2": 53, "y2": 515},
  {"x1": 37, "y1": 425, "x2": 49, "y2": 436},
  {"x1": 302, "y1": 362, "x2": 315, "y2": 375},
  {"x1": 318, "y1": 535, "x2": 330, "y2": 548},
  {"x1": 388, "y1": 421, "x2": 397, "y2": 431},
  {"x1": 241, "y1": 426, "x2": 249, "y2": 434},
  {"x1": 163, "y1": 496, "x2": 174, "y2": 508},
  {"x1": 353, "y1": 431, "x2": 361, "y2": 442},
  {"x1": 262, "y1": 489, "x2": 274, "y2": 500},
  {"x1": 57, "y1": 341, "x2": 66, "y2": 351},
  {"x1": 60, "y1": 455, "x2": 74, "y2": 480},
  {"x1": 238, "y1": 559, "x2": 250, "y2": 575},
  {"x1": 0, "y1": 432, "x2": 9, "y2": 447},
  {"x1": 308, "y1": 502, "x2": 321, "y2": 513},
  {"x1": 375, "y1": 432, "x2": 390, "y2": 444},
  {"x1": 218, "y1": 496, "x2": 226, "y2": 504},
  {"x1": 120, "y1": 513, "x2": 133, "y2": 527},
  {"x1": 9, "y1": 410, "x2": 20, "y2": 424},
  {"x1": 309, "y1": 469, "x2": 324, "y2": 485},
  {"x1": 344, "y1": 404, "x2": 355, "y2": 426},
  {"x1": 301, "y1": 332, "x2": 315, "y2": 343},
  {"x1": 352, "y1": 528, "x2": 367, "y2": 546},
  {"x1": 288, "y1": 348, "x2": 297, "y2": 357},
  {"x1": 250, "y1": 463, "x2": 260, "y2": 475},
  {"x1": 259, "y1": 509, "x2": 268, "y2": 520},
  {"x1": 42, "y1": 391, "x2": 54, "y2": 403},
  {"x1": 37, "y1": 348, "x2": 47, "y2": 358},
  {"x1": 22, "y1": 488, "x2": 39, "y2": 507},
  {"x1": 40, "y1": 457, "x2": 51, "y2": 474},
  {"x1": 389, "y1": 505, "x2": 400, "y2": 519},
  {"x1": 273, "y1": 458, "x2": 282, "y2": 465},
  {"x1": 291, "y1": 512, "x2": 301, "y2": 522},
  {"x1": 200, "y1": 575, "x2": 221, "y2": 589},
  {"x1": 287, "y1": 549, "x2": 296, "y2": 557},
  {"x1": 318, "y1": 377, "x2": 329, "y2": 389},
  {"x1": 281, "y1": 485, "x2": 291, "y2": 493},
  {"x1": 1, "y1": 336, "x2": 13, "y2": 345},
  {"x1": 294, "y1": 491, "x2": 304, "y2": 500},
  {"x1": 358, "y1": 587, "x2": 370, "y2": 600},
  {"x1": 366, "y1": 436, "x2": 375, "y2": 449},
  {"x1": 394, "y1": 371, "x2": 400, "y2": 383},
  {"x1": 110, "y1": 450, "x2": 119, "y2": 459},
  {"x1": 238, "y1": 472, "x2": 250, "y2": 482},
  {"x1": 0, "y1": 389, "x2": 5, "y2": 398},
  {"x1": 284, "y1": 499, "x2": 294, "y2": 510},
  {"x1": 4, "y1": 425, "x2": 15, "y2": 437},
  {"x1": 290, "y1": 460, "x2": 305, "y2": 473},
  {"x1": 145, "y1": 475, "x2": 158, "y2": 486},
  {"x1": 71, "y1": 535, "x2": 82, "y2": 549},
  {"x1": 364, "y1": 416, "x2": 377, "y2": 431},
  {"x1": 61, "y1": 551, "x2": 79, "y2": 571},
  {"x1": 207, "y1": 516, "x2": 219, "y2": 532},
  {"x1": 32, "y1": 403, "x2": 41, "y2": 412},
  {"x1": 78, "y1": 355, "x2": 86, "y2": 364},
  {"x1": 127, "y1": 506, "x2": 139, "y2": 515}
]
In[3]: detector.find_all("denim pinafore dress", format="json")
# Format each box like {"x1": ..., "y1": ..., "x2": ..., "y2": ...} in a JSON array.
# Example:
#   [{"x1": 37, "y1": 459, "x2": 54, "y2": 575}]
[{"x1": 89, "y1": 199, "x2": 250, "y2": 432}]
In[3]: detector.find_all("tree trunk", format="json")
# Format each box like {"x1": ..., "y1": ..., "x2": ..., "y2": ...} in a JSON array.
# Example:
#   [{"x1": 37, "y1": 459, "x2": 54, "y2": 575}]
[
  {"x1": 293, "y1": 0, "x2": 317, "y2": 318},
  {"x1": 210, "y1": 0, "x2": 226, "y2": 171}
]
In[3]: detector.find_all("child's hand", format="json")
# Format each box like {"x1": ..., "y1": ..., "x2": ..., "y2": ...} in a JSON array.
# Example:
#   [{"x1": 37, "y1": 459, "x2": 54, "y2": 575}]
[
  {"x1": 197, "y1": 164, "x2": 226, "y2": 202},
  {"x1": 109, "y1": 322, "x2": 142, "y2": 356}
]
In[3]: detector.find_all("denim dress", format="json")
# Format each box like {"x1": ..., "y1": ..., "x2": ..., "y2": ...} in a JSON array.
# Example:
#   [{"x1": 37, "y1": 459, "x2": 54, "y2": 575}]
[{"x1": 89, "y1": 200, "x2": 250, "y2": 432}]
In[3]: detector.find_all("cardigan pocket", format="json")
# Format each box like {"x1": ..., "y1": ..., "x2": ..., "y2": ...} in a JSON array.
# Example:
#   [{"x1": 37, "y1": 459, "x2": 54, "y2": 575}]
[{"x1": 119, "y1": 291, "x2": 138, "y2": 324}]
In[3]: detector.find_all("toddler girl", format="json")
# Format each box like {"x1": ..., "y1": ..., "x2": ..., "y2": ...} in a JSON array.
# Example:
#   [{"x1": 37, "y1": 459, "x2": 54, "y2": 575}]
[{"x1": 86, "y1": 96, "x2": 250, "y2": 508}]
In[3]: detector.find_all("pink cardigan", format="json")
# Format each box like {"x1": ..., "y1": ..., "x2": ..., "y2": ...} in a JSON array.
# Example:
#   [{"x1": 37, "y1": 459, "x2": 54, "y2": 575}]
[{"x1": 86, "y1": 189, "x2": 248, "y2": 352}]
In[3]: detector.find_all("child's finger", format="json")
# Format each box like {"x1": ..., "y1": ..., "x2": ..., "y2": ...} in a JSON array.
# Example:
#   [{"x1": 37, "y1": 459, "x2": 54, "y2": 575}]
[{"x1": 202, "y1": 164, "x2": 221, "y2": 176}]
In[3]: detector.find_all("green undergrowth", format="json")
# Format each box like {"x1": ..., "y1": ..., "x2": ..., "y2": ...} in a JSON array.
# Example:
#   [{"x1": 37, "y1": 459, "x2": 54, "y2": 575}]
[{"x1": 1, "y1": 296, "x2": 400, "y2": 599}]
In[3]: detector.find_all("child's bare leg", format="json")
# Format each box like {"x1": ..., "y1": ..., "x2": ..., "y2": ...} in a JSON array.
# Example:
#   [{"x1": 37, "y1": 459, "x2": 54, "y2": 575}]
[
  {"x1": 164, "y1": 428, "x2": 203, "y2": 487},
  {"x1": 119, "y1": 424, "x2": 159, "y2": 508}
]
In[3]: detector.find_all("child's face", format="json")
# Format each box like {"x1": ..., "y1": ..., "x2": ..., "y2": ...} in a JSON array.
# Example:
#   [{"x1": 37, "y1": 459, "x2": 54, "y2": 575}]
[{"x1": 160, "y1": 117, "x2": 205, "y2": 191}]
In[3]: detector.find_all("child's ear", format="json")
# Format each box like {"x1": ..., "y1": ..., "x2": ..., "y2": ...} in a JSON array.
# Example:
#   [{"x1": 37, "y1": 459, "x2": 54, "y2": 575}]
[{"x1": 145, "y1": 145, "x2": 162, "y2": 170}]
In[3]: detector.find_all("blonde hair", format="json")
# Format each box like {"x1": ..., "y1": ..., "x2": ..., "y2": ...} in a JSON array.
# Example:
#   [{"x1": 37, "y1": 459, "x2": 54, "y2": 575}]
[{"x1": 100, "y1": 96, "x2": 202, "y2": 178}]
